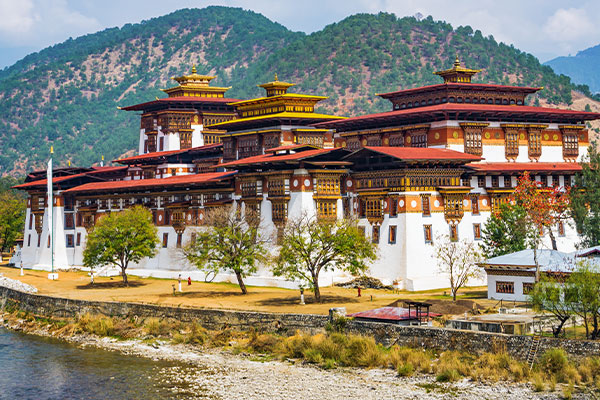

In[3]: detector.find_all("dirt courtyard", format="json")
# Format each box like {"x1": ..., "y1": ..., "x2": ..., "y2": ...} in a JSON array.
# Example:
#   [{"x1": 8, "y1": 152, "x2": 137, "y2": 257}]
[{"x1": 0, "y1": 265, "x2": 498, "y2": 317}]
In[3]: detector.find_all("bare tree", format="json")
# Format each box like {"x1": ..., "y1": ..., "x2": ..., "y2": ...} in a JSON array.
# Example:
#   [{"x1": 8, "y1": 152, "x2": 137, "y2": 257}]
[
  {"x1": 184, "y1": 205, "x2": 267, "y2": 294},
  {"x1": 433, "y1": 234, "x2": 483, "y2": 301}
]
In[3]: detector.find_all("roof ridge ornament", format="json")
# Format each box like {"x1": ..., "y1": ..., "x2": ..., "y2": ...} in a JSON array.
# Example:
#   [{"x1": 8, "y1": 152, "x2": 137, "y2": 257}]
[{"x1": 434, "y1": 56, "x2": 481, "y2": 83}]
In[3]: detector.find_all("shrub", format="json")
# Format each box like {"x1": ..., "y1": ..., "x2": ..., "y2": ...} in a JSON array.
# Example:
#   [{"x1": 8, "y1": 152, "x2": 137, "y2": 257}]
[
  {"x1": 303, "y1": 348, "x2": 324, "y2": 364},
  {"x1": 249, "y1": 333, "x2": 281, "y2": 353},
  {"x1": 77, "y1": 314, "x2": 115, "y2": 337},
  {"x1": 389, "y1": 346, "x2": 432, "y2": 373},
  {"x1": 436, "y1": 368, "x2": 461, "y2": 382},
  {"x1": 397, "y1": 362, "x2": 414, "y2": 377},
  {"x1": 345, "y1": 335, "x2": 384, "y2": 368},
  {"x1": 210, "y1": 329, "x2": 232, "y2": 347},
  {"x1": 143, "y1": 318, "x2": 172, "y2": 337},
  {"x1": 539, "y1": 348, "x2": 580, "y2": 384},
  {"x1": 532, "y1": 373, "x2": 545, "y2": 392},
  {"x1": 322, "y1": 358, "x2": 337, "y2": 370}
]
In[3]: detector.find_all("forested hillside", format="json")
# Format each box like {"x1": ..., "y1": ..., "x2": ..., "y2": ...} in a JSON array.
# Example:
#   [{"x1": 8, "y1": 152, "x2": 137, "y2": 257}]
[{"x1": 0, "y1": 7, "x2": 594, "y2": 176}]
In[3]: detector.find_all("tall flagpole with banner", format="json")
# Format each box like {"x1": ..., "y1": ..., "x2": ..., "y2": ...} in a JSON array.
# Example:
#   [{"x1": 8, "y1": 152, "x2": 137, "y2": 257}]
[{"x1": 47, "y1": 146, "x2": 57, "y2": 280}]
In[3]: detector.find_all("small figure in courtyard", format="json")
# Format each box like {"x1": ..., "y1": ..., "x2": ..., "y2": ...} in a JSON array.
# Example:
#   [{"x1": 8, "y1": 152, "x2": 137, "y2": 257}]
[
  {"x1": 188, "y1": 276, "x2": 192, "y2": 286},
  {"x1": 178, "y1": 274, "x2": 182, "y2": 292}
]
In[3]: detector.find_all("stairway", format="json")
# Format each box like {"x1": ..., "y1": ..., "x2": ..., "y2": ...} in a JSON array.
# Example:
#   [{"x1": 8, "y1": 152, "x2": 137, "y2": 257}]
[{"x1": 527, "y1": 335, "x2": 541, "y2": 369}]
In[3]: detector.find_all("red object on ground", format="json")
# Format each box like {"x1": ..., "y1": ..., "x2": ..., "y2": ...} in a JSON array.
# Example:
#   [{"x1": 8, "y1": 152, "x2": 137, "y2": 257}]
[
  {"x1": 188, "y1": 277, "x2": 192, "y2": 285},
  {"x1": 357, "y1": 287, "x2": 362, "y2": 297}
]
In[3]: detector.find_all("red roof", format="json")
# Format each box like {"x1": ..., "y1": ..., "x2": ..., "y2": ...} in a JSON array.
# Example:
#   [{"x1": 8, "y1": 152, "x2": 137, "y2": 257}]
[
  {"x1": 348, "y1": 307, "x2": 441, "y2": 321},
  {"x1": 63, "y1": 171, "x2": 236, "y2": 193},
  {"x1": 115, "y1": 143, "x2": 222, "y2": 164},
  {"x1": 316, "y1": 103, "x2": 600, "y2": 129},
  {"x1": 218, "y1": 148, "x2": 336, "y2": 168},
  {"x1": 354, "y1": 146, "x2": 482, "y2": 162},
  {"x1": 13, "y1": 172, "x2": 93, "y2": 189},
  {"x1": 88, "y1": 166, "x2": 129, "y2": 174},
  {"x1": 265, "y1": 144, "x2": 318, "y2": 153},
  {"x1": 121, "y1": 96, "x2": 239, "y2": 111},
  {"x1": 378, "y1": 82, "x2": 541, "y2": 99},
  {"x1": 466, "y1": 162, "x2": 583, "y2": 173}
]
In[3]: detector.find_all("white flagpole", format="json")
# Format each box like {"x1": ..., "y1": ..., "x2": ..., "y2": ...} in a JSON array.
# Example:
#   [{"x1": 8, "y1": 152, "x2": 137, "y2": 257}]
[{"x1": 47, "y1": 147, "x2": 54, "y2": 279}]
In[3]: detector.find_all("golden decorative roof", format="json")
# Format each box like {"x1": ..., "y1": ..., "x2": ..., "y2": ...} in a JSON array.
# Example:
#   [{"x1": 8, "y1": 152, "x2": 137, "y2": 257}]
[
  {"x1": 162, "y1": 65, "x2": 231, "y2": 98},
  {"x1": 434, "y1": 56, "x2": 481, "y2": 83},
  {"x1": 258, "y1": 73, "x2": 296, "y2": 97}
]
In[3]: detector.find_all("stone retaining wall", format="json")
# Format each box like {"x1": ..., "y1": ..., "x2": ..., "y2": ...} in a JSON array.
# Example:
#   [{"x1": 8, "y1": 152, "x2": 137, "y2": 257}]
[{"x1": 2, "y1": 286, "x2": 600, "y2": 360}]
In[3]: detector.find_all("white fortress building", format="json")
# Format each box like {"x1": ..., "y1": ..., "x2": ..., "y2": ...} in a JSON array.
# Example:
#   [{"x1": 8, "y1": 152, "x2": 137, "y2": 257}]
[{"x1": 14, "y1": 60, "x2": 600, "y2": 290}]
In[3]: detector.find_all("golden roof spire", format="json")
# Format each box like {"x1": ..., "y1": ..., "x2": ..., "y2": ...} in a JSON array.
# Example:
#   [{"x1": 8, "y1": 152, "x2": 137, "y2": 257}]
[
  {"x1": 434, "y1": 56, "x2": 481, "y2": 83},
  {"x1": 258, "y1": 75, "x2": 295, "y2": 97},
  {"x1": 192, "y1": 65, "x2": 197, "y2": 74}
]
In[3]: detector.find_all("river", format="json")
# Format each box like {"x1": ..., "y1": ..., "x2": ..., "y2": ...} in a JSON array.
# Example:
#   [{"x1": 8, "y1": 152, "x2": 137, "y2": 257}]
[{"x1": 0, "y1": 327, "x2": 204, "y2": 400}]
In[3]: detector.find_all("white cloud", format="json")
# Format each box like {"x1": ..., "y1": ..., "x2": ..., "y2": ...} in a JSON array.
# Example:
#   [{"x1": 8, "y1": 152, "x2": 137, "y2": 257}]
[
  {"x1": 0, "y1": 0, "x2": 38, "y2": 35},
  {"x1": 0, "y1": 0, "x2": 101, "y2": 47},
  {"x1": 543, "y1": 7, "x2": 598, "y2": 53}
]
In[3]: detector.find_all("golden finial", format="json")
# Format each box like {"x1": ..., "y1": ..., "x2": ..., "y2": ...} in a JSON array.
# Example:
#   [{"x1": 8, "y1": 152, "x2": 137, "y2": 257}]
[
  {"x1": 101, "y1": 155, "x2": 104, "y2": 161},
  {"x1": 50, "y1": 146, "x2": 54, "y2": 155},
  {"x1": 274, "y1": 73, "x2": 278, "y2": 82},
  {"x1": 192, "y1": 65, "x2": 197, "y2": 74},
  {"x1": 68, "y1": 160, "x2": 71, "y2": 167},
  {"x1": 454, "y1": 55, "x2": 460, "y2": 68}
]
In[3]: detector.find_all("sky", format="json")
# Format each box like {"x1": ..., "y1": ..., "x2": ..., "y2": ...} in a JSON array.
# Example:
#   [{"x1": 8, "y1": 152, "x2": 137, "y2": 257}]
[{"x1": 0, "y1": 0, "x2": 599, "y2": 69}]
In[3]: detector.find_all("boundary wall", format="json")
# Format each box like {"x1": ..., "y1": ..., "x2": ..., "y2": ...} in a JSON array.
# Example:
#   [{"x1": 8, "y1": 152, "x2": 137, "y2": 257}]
[{"x1": 2, "y1": 286, "x2": 599, "y2": 361}]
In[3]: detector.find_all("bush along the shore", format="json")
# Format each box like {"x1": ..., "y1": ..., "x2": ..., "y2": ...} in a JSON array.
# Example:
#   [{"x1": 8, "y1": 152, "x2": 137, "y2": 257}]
[{"x1": 2, "y1": 309, "x2": 600, "y2": 395}]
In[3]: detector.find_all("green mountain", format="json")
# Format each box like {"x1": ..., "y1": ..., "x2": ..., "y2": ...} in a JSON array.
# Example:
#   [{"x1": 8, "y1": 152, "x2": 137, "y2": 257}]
[
  {"x1": 0, "y1": 7, "x2": 592, "y2": 176},
  {"x1": 546, "y1": 44, "x2": 600, "y2": 94}
]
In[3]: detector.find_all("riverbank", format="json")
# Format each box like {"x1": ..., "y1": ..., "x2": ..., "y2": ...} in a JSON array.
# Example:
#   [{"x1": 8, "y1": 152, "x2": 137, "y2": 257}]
[{"x1": 0, "y1": 309, "x2": 591, "y2": 400}]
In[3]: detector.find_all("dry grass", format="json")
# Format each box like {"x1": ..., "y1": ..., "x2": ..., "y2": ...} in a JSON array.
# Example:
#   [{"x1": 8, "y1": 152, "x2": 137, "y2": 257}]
[{"x1": 2, "y1": 306, "x2": 600, "y2": 395}]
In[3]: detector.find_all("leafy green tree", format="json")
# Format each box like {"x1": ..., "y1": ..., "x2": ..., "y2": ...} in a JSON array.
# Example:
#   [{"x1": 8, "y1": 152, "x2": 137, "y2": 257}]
[
  {"x1": 481, "y1": 202, "x2": 533, "y2": 258},
  {"x1": 273, "y1": 215, "x2": 376, "y2": 303},
  {"x1": 566, "y1": 261, "x2": 600, "y2": 339},
  {"x1": 184, "y1": 205, "x2": 266, "y2": 294},
  {"x1": 433, "y1": 234, "x2": 483, "y2": 301},
  {"x1": 0, "y1": 191, "x2": 26, "y2": 253},
  {"x1": 83, "y1": 206, "x2": 159, "y2": 285},
  {"x1": 571, "y1": 144, "x2": 600, "y2": 247},
  {"x1": 529, "y1": 274, "x2": 572, "y2": 337}
]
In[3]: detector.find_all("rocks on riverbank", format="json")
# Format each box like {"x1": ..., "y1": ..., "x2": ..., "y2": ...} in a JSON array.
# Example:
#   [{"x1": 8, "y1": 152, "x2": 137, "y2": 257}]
[{"x1": 0, "y1": 312, "x2": 575, "y2": 400}]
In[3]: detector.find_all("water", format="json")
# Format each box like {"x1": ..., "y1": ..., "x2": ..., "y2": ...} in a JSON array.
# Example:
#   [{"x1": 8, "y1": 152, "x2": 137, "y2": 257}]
[{"x1": 0, "y1": 327, "x2": 204, "y2": 400}]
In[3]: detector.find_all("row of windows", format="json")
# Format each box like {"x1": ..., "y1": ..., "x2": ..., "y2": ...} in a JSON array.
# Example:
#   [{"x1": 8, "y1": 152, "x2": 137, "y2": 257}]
[
  {"x1": 393, "y1": 96, "x2": 524, "y2": 110},
  {"x1": 358, "y1": 223, "x2": 482, "y2": 244},
  {"x1": 495, "y1": 281, "x2": 534, "y2": 295}
]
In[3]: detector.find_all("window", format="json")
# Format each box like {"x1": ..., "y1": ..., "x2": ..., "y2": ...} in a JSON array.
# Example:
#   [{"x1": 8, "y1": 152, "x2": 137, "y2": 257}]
[
  {"x1": 162, "y1": 233, "x2": 169, "y2": 248},
  {"x1": 464, "y1": 128, "x2": 482, "y2": 155},
  {"x1": 66, "y1": 234, "x2": 74, "y2": 248},
  {"x1": 449, "y1": 224, "x2": 458, "y2": 241},
  {"x1": 272, "y1": 202, "x2": 288, "y2": 225},
  {"x1": 28, "y1": 215, "x2": 33, "y2": 230},
  {"x1": 176, "y1": 233, "x2": 182, "y2": 248},
  {"x1": 558, "y1": 221, "x2": 565, "y2": 237},
  {"x1": 522, "y1": 282, "x2": 534, "y2": 295},
  {"x1": 366, "y1": 199, "x2": 383, "y2": 220},
  {"x1": 159, "y1": 137, "x2": 164, "y2": 151},
  {"x1": 317, "y1": 200, "x2": 337, "y2": 220},
  {"x1": 491, "y1": 176, "x2": 499, "y2": 188},
  {"x1": 389, "y1": 197, "x2": 398, "y2": 217},
  {"x1": 471, "y1": 196, "x2": 479, "y2": 215},
  {"x1": 389, "y1": 225, "x2": 397, "y2": 244},
  {"x1": 372, "y1": 225, "x2": 380, "y2": 244},
  {"x1": 27, "y1": 234, "x2": 31, "y2": 247},
  {"x1": 528, "y1": 130, "x2": 542, "y2": 158},
  {"x1": 421, "y1": 195, "x2": 431, "y2": 216},
  {"x1": 423, "y1": 225, "x2": 432, "y2": 243},
  {"x1": 65, "y1": 214, "x2": 74, "y2": 229},
  {"x1": 76, "y1": 233, "x2": 81, "y2": 246},
  {"x1": 37, "y1": 235, "x2": 41, "y2": 247},
  {"x1": 473, "y1": 223, "x2": 481, "y2": 240},
  {"x1": 562, "y1": 133, "x2": 579, "y2": 158},
  {"x1": 496, "y1": 281, "x2": 515, "y2": 294},
  {"x1": 552, "y1": 175, "x2": 559, "y2": 188},
  {"x1": 505, "y1": 129, "x2": 519, "y2": 158},
  {"x1": 477, "y1": 176, "x2": 485, "y2": 188},
  {"x1": 47, "y1": 235, "x2": 51, "y2": 248}
]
